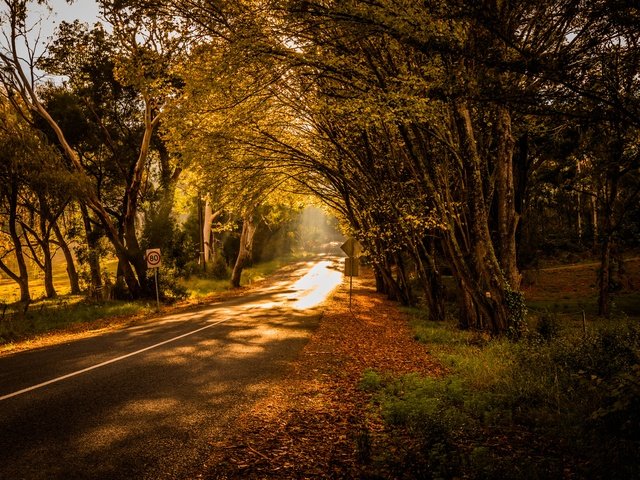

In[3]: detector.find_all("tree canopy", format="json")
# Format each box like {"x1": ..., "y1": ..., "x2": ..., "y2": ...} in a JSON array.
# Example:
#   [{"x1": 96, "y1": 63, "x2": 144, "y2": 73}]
[{"x1": 0, "y1": 0, "x2": 638, "y2": 331}]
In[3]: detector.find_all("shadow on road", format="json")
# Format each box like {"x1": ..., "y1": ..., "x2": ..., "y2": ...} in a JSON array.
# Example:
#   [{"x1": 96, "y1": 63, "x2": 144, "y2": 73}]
[{"x1": 0, "y1": 256, "x2": 345, "y2": 480}]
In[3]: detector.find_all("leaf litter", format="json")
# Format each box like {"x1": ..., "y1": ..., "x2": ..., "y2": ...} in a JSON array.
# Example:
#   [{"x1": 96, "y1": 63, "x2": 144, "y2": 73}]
[{"x1": 202, "y1": 267, "x2": 443, "y2": 479}]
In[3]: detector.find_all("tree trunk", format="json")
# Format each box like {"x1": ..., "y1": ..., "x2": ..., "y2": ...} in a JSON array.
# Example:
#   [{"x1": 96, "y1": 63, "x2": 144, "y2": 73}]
[
  {"x1": 7, "y1": 185, "x2": 31, "y2": 304},
  {"x1": 373, "y1": 264, "x2": 386, "y2": 294},
  {"x1": 451, "y1": 100, "x2": 514, "y2": 333},
  {"x1": 38, "y1": 208, "x2": 57, "y2": 299},
  {"x1": 495, "y1": 106, "x2": 521, "y2": 289},
  {"x1": 80, "y1": 203, "x2": 103, "y2": 298},
  {"x1": 393, "y1": 253, "x2": 413, "y2": 306},
  {"x1": 52, "y1": 221, "x2": 81, "y2": 295},
  {"x1": 375, "y1": 255, "x2": 410, "y2": 304},
  {"x1": 121, "y1": 198, "x2": 147, "y2": 297},
  {"x1": 597, "y1": 167, "x2": 619, "y2": 317},
  {"x1": 416, "y1": 237, "x2": 445, "y2": 322},
  {"x1": 456, "y1": 283, "x2": 478, "y2": 330},
  {"x1": 231, "y1": 213, "x2": 257, "y2": 288},
  {"x1": 598, "y1": 234, "x2": 612, "y2": 317},
  {"x1": 592, "y1": 196, "x2": 598, "y2": 251},
  {"x1": 203, "y1": 201, "x2": 217, "y2": 263},
  {"x1": 42, "y1": 244, "x2": 57, "y2": 299},
  {"x1": 113, "y1": 248, "x2": 143, "y2": 300}
]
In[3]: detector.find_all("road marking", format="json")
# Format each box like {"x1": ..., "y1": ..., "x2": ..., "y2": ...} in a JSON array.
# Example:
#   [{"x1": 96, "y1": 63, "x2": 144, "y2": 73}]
[{"x1": 0, "y1": 318, "x2": 230, "y2": 402}]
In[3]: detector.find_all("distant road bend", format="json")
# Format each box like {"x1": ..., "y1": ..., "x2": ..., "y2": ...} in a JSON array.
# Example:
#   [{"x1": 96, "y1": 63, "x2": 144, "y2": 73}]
[{"x1": 0, "y1": 256, "x2": 343, "y2": 480}]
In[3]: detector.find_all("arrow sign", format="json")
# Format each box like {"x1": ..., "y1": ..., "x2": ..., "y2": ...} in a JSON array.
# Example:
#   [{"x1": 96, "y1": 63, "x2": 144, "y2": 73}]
[
  {"x1": 340, "y1": 237, "x2": 362, "y2": 258},
  {"x1": 145, "y1": 249, "x2": 162, "y2": 269}
]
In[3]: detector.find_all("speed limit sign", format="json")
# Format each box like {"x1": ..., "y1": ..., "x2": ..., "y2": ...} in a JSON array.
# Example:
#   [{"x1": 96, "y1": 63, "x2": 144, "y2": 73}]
[{"x1": 145, "y1": 249, "x2": 162, "y2": 269}]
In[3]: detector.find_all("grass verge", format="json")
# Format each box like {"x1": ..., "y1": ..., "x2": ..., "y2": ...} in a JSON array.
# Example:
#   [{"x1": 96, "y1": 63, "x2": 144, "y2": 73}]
[
  {"x1": 0, "y1": 299, "x2": 154, "y2": 351},
  {"x1": 180, "y1": 253, "x2": 308, "y2": 299},
  {"x1": 361, "y1": 308, "x2": 640, "y2": 479},
  {"x1": 1, "y1": 254, "x2": 307, "y2": 350}
]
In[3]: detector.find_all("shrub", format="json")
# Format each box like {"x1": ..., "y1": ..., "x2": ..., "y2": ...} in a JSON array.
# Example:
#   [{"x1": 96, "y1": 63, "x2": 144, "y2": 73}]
[
  {"x1": 534, "y1": 311, "x2": 562, "y2": 341},
  {"x1": 209, "y1": 254, "x2": 230, "y2": 280},
  {"x1": 154, "y1": 267, "x2": 188, "y2": 302}
]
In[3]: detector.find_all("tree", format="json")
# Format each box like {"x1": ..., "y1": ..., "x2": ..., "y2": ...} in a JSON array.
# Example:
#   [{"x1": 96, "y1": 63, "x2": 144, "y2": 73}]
[
  {"x1": 0, "y1": 111, "x2": 33, "y2": 304},
  {"x1": 468, "y1": 0, "x2": 640, "y2": 316},
  {"x1": 0, "y1": 98, "x2": 80, "y2": 303},
  {"x1": 0, "y1": 0, "x2": 187, "y2": 298}
]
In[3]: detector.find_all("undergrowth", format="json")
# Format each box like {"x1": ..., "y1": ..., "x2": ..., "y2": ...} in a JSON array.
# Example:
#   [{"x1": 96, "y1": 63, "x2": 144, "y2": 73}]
[{"x1": 361, "y1": 310, "x2": 640, "y2": 479}]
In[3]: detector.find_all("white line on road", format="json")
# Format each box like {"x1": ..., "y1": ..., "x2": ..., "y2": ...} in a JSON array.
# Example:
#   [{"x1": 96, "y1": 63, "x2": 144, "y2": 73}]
[{"x1": 0, "y1": 318, "x2": 231, "y2": 402}]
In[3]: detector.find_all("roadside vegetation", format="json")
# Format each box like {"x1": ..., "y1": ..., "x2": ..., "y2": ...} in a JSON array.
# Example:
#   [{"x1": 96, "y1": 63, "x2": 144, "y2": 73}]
[
  {"x1": 360, "y1": 258, "x2": 640, "y2": 479},
  {"x1": 0, "y1": 250, "x2": 317, "y2": 347}
]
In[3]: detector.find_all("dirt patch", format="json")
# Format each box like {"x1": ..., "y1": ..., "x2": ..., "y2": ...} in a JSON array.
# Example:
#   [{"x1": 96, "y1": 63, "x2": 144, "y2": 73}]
[
  {"x1": 202, "y1": 268, "x2": 442, "y2": 479},
  {"x1": 523, "y1": 257, "x2": 640, "y2": 302}
]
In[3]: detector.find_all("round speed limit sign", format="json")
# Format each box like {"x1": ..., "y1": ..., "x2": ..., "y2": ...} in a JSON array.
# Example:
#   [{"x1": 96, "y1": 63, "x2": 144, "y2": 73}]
[{"x1": 145, "y1": 248, "x2": 162, "y2": 268}]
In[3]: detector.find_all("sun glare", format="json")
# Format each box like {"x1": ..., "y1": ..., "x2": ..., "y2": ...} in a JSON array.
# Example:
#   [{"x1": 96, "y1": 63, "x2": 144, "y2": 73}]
[{"x1": 288, "y1": 261, "x2": 343, "y2": 310}]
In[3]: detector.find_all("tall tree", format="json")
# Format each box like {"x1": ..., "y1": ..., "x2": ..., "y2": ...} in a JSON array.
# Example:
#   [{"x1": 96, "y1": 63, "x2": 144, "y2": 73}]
[{"x1": 0, "y1": 0, "x2": 187, "y2": 298}]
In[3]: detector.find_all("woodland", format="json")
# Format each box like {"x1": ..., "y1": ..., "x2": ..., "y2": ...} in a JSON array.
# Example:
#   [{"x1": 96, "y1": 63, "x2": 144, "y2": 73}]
[{"x1": 0, "y1": 0, "x2": 639, "y2": 334}]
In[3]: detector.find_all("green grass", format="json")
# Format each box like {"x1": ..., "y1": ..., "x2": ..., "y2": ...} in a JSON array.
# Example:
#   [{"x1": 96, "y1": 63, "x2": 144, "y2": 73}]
[
  {"x1": 179, "y1": 276, "x2": 230, "y2": 298},
  {"x1": 0, "y1": 299, "x2": 153, "y2": 346},
  {"x1": 180, "y1": 253, "x2": 306, "y2": 299},
  {"x1": 362, "y1": 311, "x2": 640, "y2": 479}
]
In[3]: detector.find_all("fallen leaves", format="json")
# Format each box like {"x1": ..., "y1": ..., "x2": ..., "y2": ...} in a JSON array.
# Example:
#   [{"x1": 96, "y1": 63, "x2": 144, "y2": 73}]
[{"x1": 203, "y1": 267, "x2": 442, "y2": 479}]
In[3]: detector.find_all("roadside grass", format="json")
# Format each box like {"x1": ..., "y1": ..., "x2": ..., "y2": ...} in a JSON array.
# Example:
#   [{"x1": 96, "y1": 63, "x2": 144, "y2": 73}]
[
  {"x1": 0, "y1": 299, "x2": 155, "y2": 349},
  {"x1": 180, "y1": 253, "x2": 308, "y2": 299},
  {"x1": 361, "y1": 258, "x2": 640, "y2": 480},
  {"x1": 0, "y1": 254, "x2": 306, "y2": 348}
]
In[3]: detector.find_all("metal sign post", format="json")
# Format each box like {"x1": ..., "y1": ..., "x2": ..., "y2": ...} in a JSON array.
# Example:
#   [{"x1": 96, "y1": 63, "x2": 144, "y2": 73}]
[
  {"x1": 340, "y1": 238, "x2": 362, "y2": 309},
  {"x1": 145, "y1": 249, "x2": 162, "y2": 311}
]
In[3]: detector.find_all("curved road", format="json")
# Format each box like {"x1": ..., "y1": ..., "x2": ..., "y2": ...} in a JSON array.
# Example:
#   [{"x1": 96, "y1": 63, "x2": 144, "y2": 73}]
[{"x1": 0, "y1": 257, "x2": 343, "y2": 480}]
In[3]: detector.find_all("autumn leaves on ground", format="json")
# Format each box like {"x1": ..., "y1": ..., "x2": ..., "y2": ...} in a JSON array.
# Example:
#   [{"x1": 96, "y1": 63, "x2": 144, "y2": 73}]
[
  {"x1": 203, "y1": 268, "x2": 442, "y2": 479},
  {"x1": 203, "y1": 259, "x2": 640, "y2": 480}
]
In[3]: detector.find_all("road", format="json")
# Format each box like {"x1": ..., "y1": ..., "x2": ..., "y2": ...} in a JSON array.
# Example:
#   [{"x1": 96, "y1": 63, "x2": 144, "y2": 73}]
[{"x1": 0, "y1": 257, "x2": 343, "y2": 480}]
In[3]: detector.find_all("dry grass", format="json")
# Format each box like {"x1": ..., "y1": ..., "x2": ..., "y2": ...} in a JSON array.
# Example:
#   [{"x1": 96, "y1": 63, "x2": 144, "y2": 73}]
[{"x1": 522, "y1": 256, "x2": 640, "y2": 318}]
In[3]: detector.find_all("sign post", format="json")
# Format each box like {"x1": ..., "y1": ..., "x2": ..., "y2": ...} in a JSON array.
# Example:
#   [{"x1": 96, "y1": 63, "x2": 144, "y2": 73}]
[
  {"x1": 340, "y1": 237, "x2": 362, "y2": 308},
  {"x1": 145, "y1": 249, "x2": 162, "y2": 311}
]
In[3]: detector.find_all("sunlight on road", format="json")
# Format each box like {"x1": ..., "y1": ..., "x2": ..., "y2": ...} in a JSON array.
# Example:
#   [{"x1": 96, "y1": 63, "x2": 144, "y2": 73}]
[{"x1": 288, "y1": 260, "x2": 343, "y2": 310}]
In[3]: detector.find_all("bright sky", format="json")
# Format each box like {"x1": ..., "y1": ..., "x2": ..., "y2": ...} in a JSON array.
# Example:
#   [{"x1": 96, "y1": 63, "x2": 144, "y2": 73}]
[
  {"x1": 47, "y1": 0, "x2": 100, "y2": 24},
  {"x1": 30, "y1": 0, "x2": 101, "y2": 44}
]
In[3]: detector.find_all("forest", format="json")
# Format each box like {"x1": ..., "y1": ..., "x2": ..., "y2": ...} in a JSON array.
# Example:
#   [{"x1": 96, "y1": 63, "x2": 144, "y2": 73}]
[
  {"x1": 1, "y1": 0, "x2": 638, "y2": 331},
  {"x1": 1, "y1": 1, "x2": 639, "y2": 478}
]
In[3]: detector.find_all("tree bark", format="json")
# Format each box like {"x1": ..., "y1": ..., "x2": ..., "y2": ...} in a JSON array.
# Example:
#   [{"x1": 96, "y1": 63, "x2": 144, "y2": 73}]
[
  {"x1": 203, "y1": 201, "x2": 217, "y2": 263},
  {"x1": 452, "y1": 100, "x2": 512, "y2": 333},
  {"x1": 80, "y1": 203, "x2": 103, "y2": 298},
  {"x1": 598, "y1": 167, "x2": 619, "y2": 317},
  {"x1": 38, "y1": 203, "x2": 57, "y2": 299},
  {"x1": 495, "y1": 106, "x2": 521, "y2": 289},
  {"x1": 6, "y1": 184, "x2": 31, "y2": 304},
  {"x1": 417, "y1": 237, "x2": 445, "y2": 322},
  {"x1": 52, "y1": 221, "x2": 81, "y2": 295},
  {"x1": 231, "y1": 213, "x2": 257, "y2": 288}
]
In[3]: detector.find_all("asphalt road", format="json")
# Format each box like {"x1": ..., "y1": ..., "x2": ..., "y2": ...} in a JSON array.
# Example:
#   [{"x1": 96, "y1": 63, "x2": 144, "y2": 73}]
[{"x1": 0, "y1": 257, "x2": 343, "y2": 480}]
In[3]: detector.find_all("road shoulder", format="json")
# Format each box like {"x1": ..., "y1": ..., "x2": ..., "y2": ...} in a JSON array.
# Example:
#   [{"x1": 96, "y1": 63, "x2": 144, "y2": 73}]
[{"x1": 203, "y1": 267, "x2": 443, "y2": 478}]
